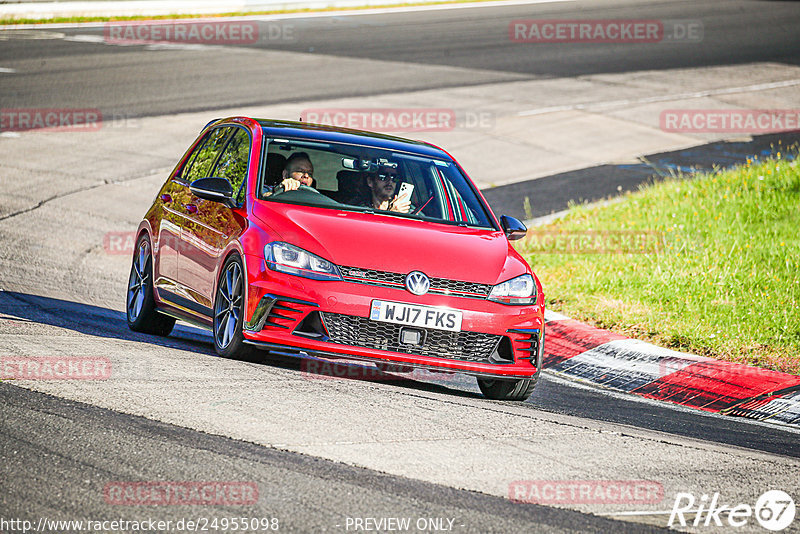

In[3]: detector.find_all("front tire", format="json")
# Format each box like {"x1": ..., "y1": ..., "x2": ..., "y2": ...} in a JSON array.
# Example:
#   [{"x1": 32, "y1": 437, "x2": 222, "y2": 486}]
[
  {"x1": 126, "y1": 235, "x2": 175, "y2": 336},
  {"x1": 477, "y1": 377, "x2": 536, "y2": 401},
  {"x1": 213, "y1": 254, "x2": 254, "y2": 359}
]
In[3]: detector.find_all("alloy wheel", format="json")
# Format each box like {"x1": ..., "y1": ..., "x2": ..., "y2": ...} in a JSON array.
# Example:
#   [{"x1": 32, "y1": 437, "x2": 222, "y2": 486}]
[
  {"x1": 127, "y1": 239, "x2": 150, "y2": 322},
  {"x1": 214, "y1": 261, "x2": 243, "y2": 349}
]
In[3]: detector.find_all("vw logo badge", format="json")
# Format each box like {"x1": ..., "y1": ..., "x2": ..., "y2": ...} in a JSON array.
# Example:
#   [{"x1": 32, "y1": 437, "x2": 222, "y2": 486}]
[{"x1": 405, "y1": 271, "x2": 430, "y2": 296}]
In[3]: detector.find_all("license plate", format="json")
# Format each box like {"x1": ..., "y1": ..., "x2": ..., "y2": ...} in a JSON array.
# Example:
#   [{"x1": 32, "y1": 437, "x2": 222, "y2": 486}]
[{"x1": 369, "y1": 300, "x2": 462, "y2": 332}]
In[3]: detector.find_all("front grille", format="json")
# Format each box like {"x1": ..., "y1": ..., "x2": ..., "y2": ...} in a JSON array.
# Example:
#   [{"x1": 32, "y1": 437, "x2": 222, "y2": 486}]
[
  {"x1": 340, "y1": 266, "x2": 492, "y2": 298},
  {"x1": 319, "y1": 312, "x2": 502, "y2": 363},
  {"x1": 341, "y1": 267, "x2": 405, "y2": 286}
]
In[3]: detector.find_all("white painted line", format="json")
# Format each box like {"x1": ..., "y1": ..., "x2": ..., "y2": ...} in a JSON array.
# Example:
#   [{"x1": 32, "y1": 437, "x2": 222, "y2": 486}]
[
  {"x1": 145, "y1": 43, "x2": 216, "y2": 51},
  {"x1": 597, "y1": 510, "x2": 676, "y2": 517},
  {"x1": 63, "y1": 34, "x2": 215, "y2": 50},
  {"x1": 62, "y1": 35, "x2": 105, "y2": 43},
  {"x1": 0, "y1": 0, "x2": 573, "y2": 29},
  {"x1": 253, "y1": 0, "x2": 575, "y2": 19},
  {"x1": 0, "y1": 30, "x2": 66, "y2": 40},
  {"x1": 518, "y1": 79, "x2": 800, "y2": 116},
  {"x1": 0, "y1": 67, "x2": 16, "y2": 73}
]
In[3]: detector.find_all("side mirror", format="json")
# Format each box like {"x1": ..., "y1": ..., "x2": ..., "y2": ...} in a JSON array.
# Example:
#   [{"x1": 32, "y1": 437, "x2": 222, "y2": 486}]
[
  {"x1": 500, "y1": 215, "x2": 528, "y2": 241},
  {"x1": 190, "y1": 177, "x2": 235, "y2": 208}
]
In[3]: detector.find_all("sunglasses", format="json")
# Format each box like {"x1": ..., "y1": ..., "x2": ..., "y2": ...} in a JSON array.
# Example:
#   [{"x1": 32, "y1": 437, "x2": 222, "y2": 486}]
[{"x1": 376, "y1": 173, "x2": 399, "y2": 183}]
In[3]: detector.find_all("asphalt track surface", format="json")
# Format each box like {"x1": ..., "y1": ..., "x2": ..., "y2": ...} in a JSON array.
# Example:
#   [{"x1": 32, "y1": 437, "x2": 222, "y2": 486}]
[
  {"x1": 4, "y1": 291, "x2": 800, "y2": 457},
  {"x1": 1, "y1": 0, "x2": 799, "y2": 117},
  {"x1": 2, "y1": 0, "x2": 800, "y2": 532},
  {"x1": 2, "y1": 381, "x2": 675, "y2": 534}
]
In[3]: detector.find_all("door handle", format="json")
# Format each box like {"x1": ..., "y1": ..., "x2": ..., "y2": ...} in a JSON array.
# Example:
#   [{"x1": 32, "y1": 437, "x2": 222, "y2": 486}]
[
  {"x1": 184, "y1": 204, "x2": 198, "y2": 214},
  {"x1": 160, "y1": 194, "x2": 172, "y2": 203}
]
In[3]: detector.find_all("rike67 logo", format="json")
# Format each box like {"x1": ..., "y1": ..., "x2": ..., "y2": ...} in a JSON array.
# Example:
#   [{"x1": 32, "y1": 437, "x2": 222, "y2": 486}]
[{"x1": 669, "y1": 490, "x2": 795, "y2": 531}]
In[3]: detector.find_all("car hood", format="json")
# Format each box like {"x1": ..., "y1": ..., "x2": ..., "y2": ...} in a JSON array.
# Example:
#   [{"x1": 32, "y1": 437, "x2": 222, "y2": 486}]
[{"x1": 253, "y1": 201, "x2": 528, "y2": 285}]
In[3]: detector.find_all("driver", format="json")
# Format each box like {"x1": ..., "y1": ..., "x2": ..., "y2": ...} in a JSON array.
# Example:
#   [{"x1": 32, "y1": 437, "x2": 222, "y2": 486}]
[
  {"x1": 365, "y1": 166, "x2": 411, "y2": 214},
  {"x1": 280, "y1": 152, "x2": 315, "y2": 191}
]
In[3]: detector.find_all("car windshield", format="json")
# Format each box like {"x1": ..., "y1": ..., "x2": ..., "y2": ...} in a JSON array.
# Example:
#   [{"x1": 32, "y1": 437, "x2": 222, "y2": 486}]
[{"x1": 259, "y1": 138, "x2": 495, "y2": 229}]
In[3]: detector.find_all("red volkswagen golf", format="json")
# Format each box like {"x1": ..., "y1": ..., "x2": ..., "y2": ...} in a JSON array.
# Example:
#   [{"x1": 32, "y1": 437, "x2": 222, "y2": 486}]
[{"x1": 127, "y1": 117, "x2": 545, "y2": 400}]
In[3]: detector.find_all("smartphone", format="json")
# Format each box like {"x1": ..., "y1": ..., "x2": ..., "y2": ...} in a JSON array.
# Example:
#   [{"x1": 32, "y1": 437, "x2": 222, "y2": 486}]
[{"x1": 397, "y1": 182, "x2": 414, "y2": 204}]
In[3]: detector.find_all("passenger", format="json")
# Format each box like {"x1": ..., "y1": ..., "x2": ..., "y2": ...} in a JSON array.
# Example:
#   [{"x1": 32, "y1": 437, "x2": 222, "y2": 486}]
[
  {"x1": 365, "y1": 167, "x2": 411, "y2": 213},
  {"x1": 280, "y1": 152, "x2": 315, "y2": 191}
]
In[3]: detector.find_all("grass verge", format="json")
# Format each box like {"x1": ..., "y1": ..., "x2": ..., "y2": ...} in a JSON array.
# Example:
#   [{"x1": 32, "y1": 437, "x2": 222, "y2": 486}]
[{"x1": 516, "y1": 147, "x2": 800, "y2": 374}]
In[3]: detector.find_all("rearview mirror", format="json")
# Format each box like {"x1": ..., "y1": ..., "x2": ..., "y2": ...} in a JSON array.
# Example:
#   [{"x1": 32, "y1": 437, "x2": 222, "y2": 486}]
[
  {"x1": 500, "y1": 215, "x2": 527, "y2": 241},
  {"x1": 342, "y1": 157, "x2": 398, "y2": 171},
  {"x1": 190, "y1": 177, "x2": 235, "y2": 208}
]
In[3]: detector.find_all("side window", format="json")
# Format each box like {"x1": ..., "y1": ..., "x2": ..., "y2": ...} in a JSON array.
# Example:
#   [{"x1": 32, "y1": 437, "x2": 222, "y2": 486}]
[
  {"x1": 212, "y1": 128, "x2": 250, "y2": 204},
  {"x1": 436, "y1": 166, "x2": 491, "y2": 226},
  {"x1": 183, "y1": 127, "x2": 231, "y2": 182}
]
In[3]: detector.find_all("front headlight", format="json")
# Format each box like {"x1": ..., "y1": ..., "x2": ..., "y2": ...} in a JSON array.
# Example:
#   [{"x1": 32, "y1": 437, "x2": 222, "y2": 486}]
[
  {"x1": 265, "y1": 242, "x2": 342, "y2": 281},
  {"x1": 488, "y1": 274, "x2": 536, "y2": 305}
]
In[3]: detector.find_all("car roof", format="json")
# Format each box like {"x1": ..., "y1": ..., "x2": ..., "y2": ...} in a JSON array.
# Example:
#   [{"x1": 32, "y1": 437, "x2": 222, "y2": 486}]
[{"x1": 248, "y1": 118, "x2": 452, "y2": 160}]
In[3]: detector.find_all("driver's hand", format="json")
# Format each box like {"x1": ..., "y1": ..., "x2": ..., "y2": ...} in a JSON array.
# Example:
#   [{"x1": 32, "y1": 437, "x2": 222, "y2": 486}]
[
  {"x1": 389, "y1": 195, "x2": 411, "y2": 214},
  {"x1": 281, "y1": 178, "x2": 301, "y2": 191}
]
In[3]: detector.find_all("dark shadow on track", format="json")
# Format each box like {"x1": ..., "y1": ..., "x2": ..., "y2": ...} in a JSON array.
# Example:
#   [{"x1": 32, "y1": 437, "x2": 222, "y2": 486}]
[
  {"x1": 0, "y1": 290, "x2": 480, "y2": 399},
  {"x1": 2, "y1": 290, "x2": 798, "y2": 458},
  {"x1": 0, "y1": 290, "x2": 217, "y2": 355}
]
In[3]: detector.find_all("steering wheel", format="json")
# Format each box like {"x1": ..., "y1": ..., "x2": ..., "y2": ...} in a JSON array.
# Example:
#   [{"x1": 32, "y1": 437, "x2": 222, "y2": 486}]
[{"x1": 272, "y1": 183, "x2": 322, "y2": 196}]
